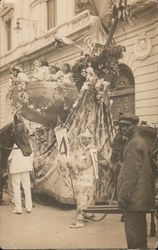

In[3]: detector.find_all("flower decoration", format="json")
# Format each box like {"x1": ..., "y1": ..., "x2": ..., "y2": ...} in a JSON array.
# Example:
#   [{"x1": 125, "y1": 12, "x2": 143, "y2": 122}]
[
  {"x1": 7, "y1": 79, "x2": 69, "y2": 115},
  {"x1": 95, "y1": 79, "x2": 110, "y2": 103}
]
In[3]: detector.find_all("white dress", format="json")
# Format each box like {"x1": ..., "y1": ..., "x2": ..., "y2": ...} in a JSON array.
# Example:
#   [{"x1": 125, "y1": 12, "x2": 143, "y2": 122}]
[{"x1": 36, "y1": 66, "x2": 49, "y2": 81}]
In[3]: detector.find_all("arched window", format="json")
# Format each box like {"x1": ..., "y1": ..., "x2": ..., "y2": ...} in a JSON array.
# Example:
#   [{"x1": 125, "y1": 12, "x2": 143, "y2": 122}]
[
  {"x1": 110, "y1": 63, "x2": 135, "y2": 89},
  {"x1": 110, "y1": 64, "x2": 135, "y2": 120}
]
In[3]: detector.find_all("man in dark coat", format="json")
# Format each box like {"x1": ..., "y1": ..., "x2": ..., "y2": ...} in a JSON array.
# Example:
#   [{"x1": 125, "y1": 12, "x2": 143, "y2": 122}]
[{"x1": 117, "y1": 114, "x2": 155, "y2": 249}]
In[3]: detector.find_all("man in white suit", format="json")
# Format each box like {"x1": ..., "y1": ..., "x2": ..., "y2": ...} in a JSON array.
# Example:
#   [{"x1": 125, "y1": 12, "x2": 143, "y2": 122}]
[{"x1": 9, "y1": 145, "x2": 33, "y2": 214}]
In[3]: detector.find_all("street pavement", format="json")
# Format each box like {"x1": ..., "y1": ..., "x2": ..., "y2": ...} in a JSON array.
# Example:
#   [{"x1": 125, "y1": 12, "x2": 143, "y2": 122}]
[{"x1": 0, "y1": 200, "x2": 156, "y2": 249}]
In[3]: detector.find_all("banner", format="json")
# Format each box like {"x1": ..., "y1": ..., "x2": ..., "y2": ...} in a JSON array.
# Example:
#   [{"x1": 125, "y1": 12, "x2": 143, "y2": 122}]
[{"x1": 54, "y1": 126, "x2": 70, "y2": 159}]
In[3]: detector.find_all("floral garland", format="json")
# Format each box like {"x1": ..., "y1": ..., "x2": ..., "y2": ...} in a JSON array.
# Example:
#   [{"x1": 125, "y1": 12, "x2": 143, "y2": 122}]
[
  {"x1": 7, "y1": 68, "x2": 111, "y2": 116},
  {"x1": 8, "y1": 80, "x2": 29, "y2": 113},
  {"x1": 72, "y1": 44, "x2": 125, "y2": 90},
  {"x1": 72, "y1": 77, "x2": 110, "y2": 110},
  {"x1": 7, "y1": 80, "x2": 66, "y2": 115}
]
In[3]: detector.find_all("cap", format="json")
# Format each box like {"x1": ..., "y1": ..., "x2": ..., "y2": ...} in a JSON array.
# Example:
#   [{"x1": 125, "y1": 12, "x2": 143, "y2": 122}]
[
  {"x1": 118, "y1": 114, "x2": 139, "y2": 125},
  {"x1": 80, "y1": 128, "x2": 92, "y2": 138}
]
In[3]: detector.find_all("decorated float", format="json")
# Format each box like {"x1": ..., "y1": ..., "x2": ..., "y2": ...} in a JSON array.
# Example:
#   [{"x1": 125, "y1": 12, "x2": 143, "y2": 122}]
[
  {"x1": 7, "y1": 0, "x2": 157, "y2": 205},
  {"x1": 8, "y1": 79, "x2": 79, "y2": 127}
]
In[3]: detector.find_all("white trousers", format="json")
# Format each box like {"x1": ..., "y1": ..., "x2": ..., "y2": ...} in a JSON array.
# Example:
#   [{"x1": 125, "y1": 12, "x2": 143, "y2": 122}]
[{"x1": 11, "y1": 172, "x2": 32, "y2": 212}]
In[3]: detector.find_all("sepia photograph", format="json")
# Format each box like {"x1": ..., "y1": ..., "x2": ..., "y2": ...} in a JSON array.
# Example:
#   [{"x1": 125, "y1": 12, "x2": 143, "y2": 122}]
[{"x1": 0, "y1": 0, "x2": 158, "y2": 249}]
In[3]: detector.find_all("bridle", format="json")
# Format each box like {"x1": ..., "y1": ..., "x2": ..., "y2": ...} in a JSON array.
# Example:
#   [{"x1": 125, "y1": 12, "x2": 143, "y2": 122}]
[
  {"x1": 0, "y1": 122, "x2": 25, "y2": 151},
  {"x1": 0, "y1": 146, "x2": 19, "y2": 150}
]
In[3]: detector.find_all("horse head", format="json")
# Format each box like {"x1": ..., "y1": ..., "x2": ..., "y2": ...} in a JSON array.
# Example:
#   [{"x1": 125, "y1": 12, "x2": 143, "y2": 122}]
[{"x1": 12, "y1": 114, "x2": 32, "y2": 156}]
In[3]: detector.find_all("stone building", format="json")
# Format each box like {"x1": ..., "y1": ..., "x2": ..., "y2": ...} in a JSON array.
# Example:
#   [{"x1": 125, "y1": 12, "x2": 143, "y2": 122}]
[{"x1": 0, "y1": 0, "x2": 158, "y2": 128}]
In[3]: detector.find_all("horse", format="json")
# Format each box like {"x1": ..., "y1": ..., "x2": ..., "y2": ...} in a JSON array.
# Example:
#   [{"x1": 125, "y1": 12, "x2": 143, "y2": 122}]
[
  {"x1": 138, "y1": 125, "x2": 158, "y2": 236},
  {"x1": 0, "y1": 114, "x2": 32, "y2": 204}
]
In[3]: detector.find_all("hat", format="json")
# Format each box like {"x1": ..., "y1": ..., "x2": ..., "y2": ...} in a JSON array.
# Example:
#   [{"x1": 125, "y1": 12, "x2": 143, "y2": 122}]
[
  {"x1": 80, "y1": 128, "x2": 92, "y2": 138},
  {"x1": 119, "y1": 114, "x2": 139, "y2": 125}
]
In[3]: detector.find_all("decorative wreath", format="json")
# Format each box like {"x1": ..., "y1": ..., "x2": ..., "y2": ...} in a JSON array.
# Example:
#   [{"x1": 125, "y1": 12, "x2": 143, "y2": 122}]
[{"x1": 7, "y1": 80, "x2": 75, "y2": 115}]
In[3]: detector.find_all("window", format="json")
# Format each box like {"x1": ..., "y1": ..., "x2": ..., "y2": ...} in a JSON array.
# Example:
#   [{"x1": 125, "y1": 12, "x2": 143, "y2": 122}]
[
  {"x1": 5, "y1": 19, "x2": 12, "y2": 51},
  {"x1": 47, "y1": 0, "x2": 56, "y2": 30}
]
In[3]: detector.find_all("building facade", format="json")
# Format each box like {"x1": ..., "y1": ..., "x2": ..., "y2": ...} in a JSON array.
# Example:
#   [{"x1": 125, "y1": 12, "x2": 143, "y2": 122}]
[{"x1": 0, "y1": 0, "x2": 158, "y2": 128}]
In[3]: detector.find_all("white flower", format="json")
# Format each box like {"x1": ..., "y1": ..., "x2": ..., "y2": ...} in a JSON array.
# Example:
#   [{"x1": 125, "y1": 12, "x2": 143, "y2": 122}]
[
  {"x1": 36, "y1": 108, "x2": 41, "y2": 113},
  {"x1": 81, "y1": 82, "x2": 88, "y2": 90},
  {"x1": 29, "y1": 104, "x2": 34, "y2": 109},
  {"x1": 103, "y1": 81, "x2": 110, "y2": 88},
  {"x1": 21, "y1": 83, "x2": 26, "y2": 89},
  {"x1": 18, "y1": 85, "x2": 22, "y2": 91},
  {"x1": 73, "y1": 101, "x2": 78, "y2": 108},
  {"x1": 95, "y1": 80, "x2": 102, "y2": 89}
]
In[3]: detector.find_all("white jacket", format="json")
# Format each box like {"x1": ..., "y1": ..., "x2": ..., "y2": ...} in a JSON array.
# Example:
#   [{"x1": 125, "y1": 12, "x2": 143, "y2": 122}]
[{"x1": 9, "y1": 146, "x2": 33, "y2": 174}]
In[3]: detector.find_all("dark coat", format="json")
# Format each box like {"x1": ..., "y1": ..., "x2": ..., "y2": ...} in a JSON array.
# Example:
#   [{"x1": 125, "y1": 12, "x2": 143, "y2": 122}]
[
  {"x1": 117, "y1": 130, "x2": 155, "y2": 211},
  {"x1": 110, "y1": 132, "x2": 127, "y2": 163}
]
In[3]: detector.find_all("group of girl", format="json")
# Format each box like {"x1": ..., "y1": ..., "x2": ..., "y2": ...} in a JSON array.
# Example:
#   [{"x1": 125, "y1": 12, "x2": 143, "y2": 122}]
[
  {"x1": 32, "y1": 57, "x2": 73, "y2": 84},
  {"x1": 9, "y1": 54, "x2": 96, "y2": 90}
]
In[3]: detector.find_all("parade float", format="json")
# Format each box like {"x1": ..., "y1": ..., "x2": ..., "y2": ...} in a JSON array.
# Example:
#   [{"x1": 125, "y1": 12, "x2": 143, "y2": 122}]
[
  {"x1": 8, "y1": 79, "x2": 79, "y2": 127},
  {"x1": 7, "y1": 0, "x2": 143, "y2": 204}
]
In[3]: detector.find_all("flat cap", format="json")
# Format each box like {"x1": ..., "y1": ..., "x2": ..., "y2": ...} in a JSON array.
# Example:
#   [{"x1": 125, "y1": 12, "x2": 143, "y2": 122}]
[{"x1": 119, "y1": 114, "x2": 139, "y2": 125}]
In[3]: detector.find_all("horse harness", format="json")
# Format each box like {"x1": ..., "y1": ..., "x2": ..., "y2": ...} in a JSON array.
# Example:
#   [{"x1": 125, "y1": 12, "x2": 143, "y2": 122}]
[{"x1": 0, "y1": 122, "x2": 25, "y2": 151}]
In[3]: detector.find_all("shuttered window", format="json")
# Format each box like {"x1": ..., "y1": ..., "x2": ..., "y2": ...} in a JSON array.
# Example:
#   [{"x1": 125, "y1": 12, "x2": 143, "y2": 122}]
[
  {"x1": 47, "y1": 0, "x2": 57, "y2": 30},
  {"x1": 5, "y1": 19, "x2": 12, "y2": 51}
]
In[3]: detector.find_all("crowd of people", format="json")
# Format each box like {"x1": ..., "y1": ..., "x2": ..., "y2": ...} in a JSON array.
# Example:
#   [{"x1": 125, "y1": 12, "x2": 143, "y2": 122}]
[
  {"x1": 5, "y1": 112, "x2": 155, "y2": 249},
  {"x1": 9, "y1": 55, "x2": 96, "y2": 90},
  {"x1": 32, "y1": 57, "x2": 73, "y2": 83},
  {"x1": 6, "y1": 55, "x2": 156, "y2": 248}
]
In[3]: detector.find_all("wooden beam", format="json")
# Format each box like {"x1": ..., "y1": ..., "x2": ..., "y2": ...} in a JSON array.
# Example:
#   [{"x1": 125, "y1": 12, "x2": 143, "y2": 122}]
[{"x1": 83, "y1": 205, "x2": 156, "y2": 214}]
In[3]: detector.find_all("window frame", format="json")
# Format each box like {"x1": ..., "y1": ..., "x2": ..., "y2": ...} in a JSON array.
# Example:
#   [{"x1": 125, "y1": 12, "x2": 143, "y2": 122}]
[
  {"x1": 5, "y1": 18, "x2": 12, "y2": 51},
  {"x1": 46, "y1": 0, "x2": 57, "y2": 30}
]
